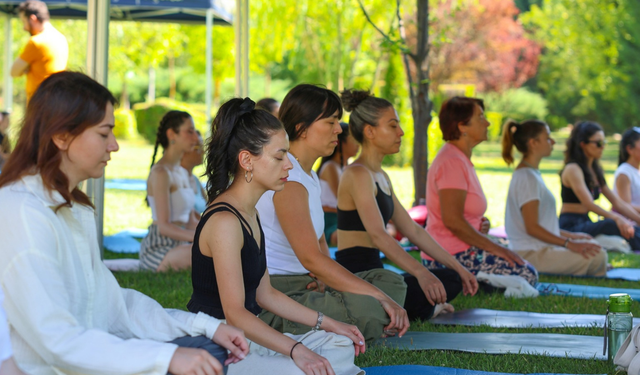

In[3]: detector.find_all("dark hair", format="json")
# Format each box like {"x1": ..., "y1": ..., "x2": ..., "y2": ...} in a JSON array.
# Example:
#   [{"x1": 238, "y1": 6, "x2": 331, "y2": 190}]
[
  {"x1": 18, "y1": 0, "x2": 49, "y2": 22},
  {"x1": 563, "y1": 121, "x2": 606, "y2": 189},
  {"x1": 0, "y1": 71, "x2": 116, "y2": 209},
  {"x1": 501, "y1": 119, "x2": 548, "y2": 165},
  {"x1": 619, "y1": 128, "x2": 640, "y2": 166},
  {"x1": 149, "y1": 110, "x2": 192, "y2": 171},
  {"x1": 318, "y1": 122, "x2": 350, "y2": 171},
  {"x1": 256, "y1": 98, "x2": 279, "y2": 115},
  {"x1": 279, "y1": 84, "x2": 343, "y2": 142},
  {"x1": 205, "y1": 98, "x2": 284, "y2": 201},
  {"x1": 439, "y1": 96, "x2": 485, "y2": 141},
  {"x1": 341, "y1": 89, "x2": 393, "y2": 143}
]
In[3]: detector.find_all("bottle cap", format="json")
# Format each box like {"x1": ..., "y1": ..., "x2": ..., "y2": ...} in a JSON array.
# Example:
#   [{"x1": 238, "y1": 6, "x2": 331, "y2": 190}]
[{"x1": 608, "y1": 293, "x2": 633, "y2": 313}]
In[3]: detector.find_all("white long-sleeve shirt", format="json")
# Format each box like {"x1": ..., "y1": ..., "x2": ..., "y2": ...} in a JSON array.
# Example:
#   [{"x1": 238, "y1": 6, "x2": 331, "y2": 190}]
[
  {"x1": 0, "y1": 288, "x2": 12, "y2": 365},
  {"x1": 0, "y1": 174, "x2": 221, "y2": 375}
]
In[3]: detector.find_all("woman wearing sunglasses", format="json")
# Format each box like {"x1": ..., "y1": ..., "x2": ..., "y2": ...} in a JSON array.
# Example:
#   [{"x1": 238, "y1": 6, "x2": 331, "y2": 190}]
[
  {"x1": 614, "y1": 128, "x2": 640, "y2": 213},
  {"x1": 559, "y1": 121, "x2": 640, "y2": 250}
]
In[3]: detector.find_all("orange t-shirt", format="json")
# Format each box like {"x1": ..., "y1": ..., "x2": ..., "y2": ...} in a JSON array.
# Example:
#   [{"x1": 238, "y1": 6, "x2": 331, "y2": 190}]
[{"x1": 19, "y1": 25, "x2": 68, "y2": 100}]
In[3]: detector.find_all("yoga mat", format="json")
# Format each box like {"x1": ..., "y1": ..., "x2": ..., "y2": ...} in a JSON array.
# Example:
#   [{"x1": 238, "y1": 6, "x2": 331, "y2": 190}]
[
  {"x1": 375, "y1": 331, "x2": 605, "y2": 360},
  {"x1": 364, "y1": 365, "x2": 604, "y2": 375},
  {"x1": 103, "y1": 234, "x2": 141, "y2": 254},
  {"x1": 105, "y1": 178, "x2": 147, "y2": 191},
  {"x1": 117, "y1": 228, "x2": 148, "y2": 239},
  {"x1": 606, "y1": 268, "x2": 640, "y2": 281},
  {"x1": 537, "y1": 282, "x2": 640, "y2": 300},
  {"x1": 429, "y1": 308, "x2": 640, "y2": 328}
]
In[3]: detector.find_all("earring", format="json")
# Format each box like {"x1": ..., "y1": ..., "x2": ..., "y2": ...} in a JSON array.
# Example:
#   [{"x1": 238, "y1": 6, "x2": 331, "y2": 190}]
[
  {"x1": 170, "y1": 139, "x2": 176, "y2": 145},
  {"x1": 245, "y1": 170, "x2": 253, "y2": 183},
  {"x1": 462, "y1": 132, "x2": 467, "y2": 137}
]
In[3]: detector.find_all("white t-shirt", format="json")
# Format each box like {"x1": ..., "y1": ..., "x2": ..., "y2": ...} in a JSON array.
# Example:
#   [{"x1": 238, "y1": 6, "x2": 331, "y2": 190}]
[
  {"x1": 505, "y1": 168, "x2": 560, "y2": 251},
  {"x1": 614, "y1": 162, "x2": 640, "y2": 206},
  {"x1": 256, "y1": 153, "x2": 324, "y2": 275},
  {"x1": 0, "y1": 287, "x2": 12, "y2": 364}
]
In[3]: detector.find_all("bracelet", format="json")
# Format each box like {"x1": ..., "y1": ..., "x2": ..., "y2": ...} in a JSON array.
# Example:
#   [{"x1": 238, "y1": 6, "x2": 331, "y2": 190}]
[
  {"x1": 563, "y1": 238, "x2": 570, "y2": 248},
  {"x1": 313, "y1": 311, "x2": 324, "y2": 331},
  {"x1": 290, "y1": 341, "x2": 303, "y2": 359}
]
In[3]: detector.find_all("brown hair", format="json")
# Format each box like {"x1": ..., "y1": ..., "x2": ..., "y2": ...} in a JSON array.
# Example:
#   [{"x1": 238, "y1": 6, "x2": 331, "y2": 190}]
[
  {"x1": 279, "y1": 84, "x2": 343, "y2": 142},
  {"x1": 438, "y1": 96, "x2": 484, "y2": 141},
  {"x1": 0, "y1": 71, "x2": 116, "y2": 210},
  {"x1": 501, "y1": 119, "x2": 548, "y2": 165},
  {"x1": 341, "y1": 89, "x2": 393, "y2": 144},
  {"x1": 18, "y1": 0, "x2": 50, "y2": 22}
]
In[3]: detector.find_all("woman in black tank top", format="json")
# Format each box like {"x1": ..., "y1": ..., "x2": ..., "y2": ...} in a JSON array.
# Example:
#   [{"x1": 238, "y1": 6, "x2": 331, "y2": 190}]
[
  {"x1": 336, "y1": 90, "x2": 479, "y2": 321},
  {"x1": 559, "y1": 121, "x2": 640, "y2": 250},
  {"x1": 189, "y1": 98, "x2": 365, "y2": 375}
]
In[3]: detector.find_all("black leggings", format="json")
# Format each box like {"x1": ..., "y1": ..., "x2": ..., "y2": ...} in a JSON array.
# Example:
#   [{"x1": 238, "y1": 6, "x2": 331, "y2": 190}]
[
  {"x1": 559, "y1": 212, "x2": 640, "y2": 250},
  {"x1": 335, "y1": 246, "x2": 462, "y2": 321}
]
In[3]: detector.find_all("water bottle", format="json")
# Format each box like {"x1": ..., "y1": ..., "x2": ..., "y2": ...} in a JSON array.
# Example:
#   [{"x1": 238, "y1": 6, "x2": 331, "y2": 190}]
[{"x1": 604, "y1": 293, "x2": 633, "y2": 362}]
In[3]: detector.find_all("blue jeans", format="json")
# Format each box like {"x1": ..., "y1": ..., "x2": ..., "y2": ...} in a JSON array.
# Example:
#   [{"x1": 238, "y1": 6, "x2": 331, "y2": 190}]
[
  {"x1": 168, "y1": 336, "x2": 228, "y2": 374},
  {"x1": 559, "y1": 213, "x2": 640, "y2": 250}
]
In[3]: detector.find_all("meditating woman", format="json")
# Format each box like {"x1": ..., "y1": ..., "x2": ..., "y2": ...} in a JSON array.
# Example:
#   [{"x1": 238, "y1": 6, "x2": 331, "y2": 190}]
[
  {"x1": 140, "y1": 110, "x2": 200, "y2": 271},
  {"x1": 0, "y1": 71, "x2": 248, "y2": 375},
  {"x1": 317, "y1": 122, "x2": 360, "y2": 246},
  {"x1": 188, "y1": 97, "x2": 365, "y2": 375},
  {"x1": 502, "y1": 119, "x2": 606, "y2": 276},
  {"x1": 256, "y1": 98, "x2": 280, "y2": 118},
  {"x1": 559, "y1": 121, "x2": 640, "y2": 249},
  {"x1": 255, "y1": 84, "x2": 409, "y2": 343},
  {"x1": 336, "y1": 89, "x2": 478, "y2": 321},
  {"x1": 181, "y1": 130, "x2": 207, "y2": 216},
  {"x1": 614, "y1": 128, "x2": 640, "y2": 213},
  {"x1": 425, "y1": 96, "x2": 538, "y2": 286}
]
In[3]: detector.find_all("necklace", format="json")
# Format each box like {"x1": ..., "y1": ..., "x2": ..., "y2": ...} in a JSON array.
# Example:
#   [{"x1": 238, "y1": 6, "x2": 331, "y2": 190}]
[{"x1": 521, "y1": 160, "x2": 540, "y2": 173}]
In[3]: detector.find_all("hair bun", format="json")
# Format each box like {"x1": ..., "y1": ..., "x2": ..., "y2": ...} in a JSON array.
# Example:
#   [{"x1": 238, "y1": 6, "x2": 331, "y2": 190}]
[{"x1": 341, "y1": 89, "x2": 372, "y2": 112}]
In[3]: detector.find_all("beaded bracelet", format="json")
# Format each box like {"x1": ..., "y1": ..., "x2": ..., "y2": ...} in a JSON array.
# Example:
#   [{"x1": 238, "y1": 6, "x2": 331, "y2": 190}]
[
  {"x1": 290, "y1": 341, "x2": 303, "y2": 359},
  {"x1": 313, "y1": 311, "x2": 324, "y2": 331}
]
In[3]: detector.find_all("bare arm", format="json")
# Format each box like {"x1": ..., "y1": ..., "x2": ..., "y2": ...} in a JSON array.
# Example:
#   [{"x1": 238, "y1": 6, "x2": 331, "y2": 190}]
[
  {"x1": 273, "y1": 181, "x2": 409, "y2": 336},
  {"x1": 148, "y1": 167, "x2": 196, "y2": 242},
  {"x1": 439, "y1": 188, "x2": 524, "y2": 266},
  {"x1": 10, "y1": 58, "x2": 28, "y2": 78},
  {"x1": 602, "y1": 183, "x2": 640, "y2": 223}
]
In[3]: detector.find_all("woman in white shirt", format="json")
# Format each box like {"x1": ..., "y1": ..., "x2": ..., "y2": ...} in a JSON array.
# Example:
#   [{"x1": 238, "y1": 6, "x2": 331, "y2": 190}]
[
  {"x1": 502, "y1": 119, "x2": 606, "y2": 276},
  {"x1": 614, "y1": 128, "x2": 640, "y2": 212},
  {"x1": 0, "y1": 71, "x2": 248, "y2": 375},
  {"x1": 256, "y1": 84, "x2": 409, "y2": 344},
  {"x1": 317, "y1": 122, "x2": 360, "y2": 246},
  {"x1": 140, "y1": 110, "x2": 200, "y2": 271}
]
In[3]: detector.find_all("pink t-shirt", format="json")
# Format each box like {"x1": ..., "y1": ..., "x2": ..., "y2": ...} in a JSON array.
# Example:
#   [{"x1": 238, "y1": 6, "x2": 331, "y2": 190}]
[{"x1": 424, "y1": 143, "x2": 487, "y2": 258}]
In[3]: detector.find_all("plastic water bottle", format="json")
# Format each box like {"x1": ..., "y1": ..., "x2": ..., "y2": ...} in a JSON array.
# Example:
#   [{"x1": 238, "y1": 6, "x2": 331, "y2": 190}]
[{"x1": 604, "y1": 293, "x2": 633, "y2": 362}]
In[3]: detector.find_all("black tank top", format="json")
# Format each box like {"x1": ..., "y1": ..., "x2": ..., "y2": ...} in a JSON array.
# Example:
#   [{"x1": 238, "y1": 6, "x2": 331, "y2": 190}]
[
  {"x1": 561, "y1": 165, "x2": 601, "y2": 204},
  {"x1": 187, "y1": 202, "x2": 266, "y2": 319},
  {"x1": 337, "y1": 182, "x2": 394, "y2": 231}
]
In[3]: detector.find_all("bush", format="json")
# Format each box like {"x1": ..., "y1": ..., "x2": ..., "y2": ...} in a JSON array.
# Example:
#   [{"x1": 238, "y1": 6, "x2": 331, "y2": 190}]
[
  {"x1": 478, "y1": 88, "x2": 549, "y2": 124},
  {"x1": 113, "y1": 108, "x2": 138, "y2": 140},
  {"x1": 133, "y1": 98, "x2": 208, "y2": 144}
]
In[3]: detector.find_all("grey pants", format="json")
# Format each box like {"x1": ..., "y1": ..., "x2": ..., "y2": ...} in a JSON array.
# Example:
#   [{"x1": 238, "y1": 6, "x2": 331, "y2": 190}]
[
  {"x1": 168, "y1": 335, "x2": 228, "y2": 374},
  {"x1": 259, "y1": 269, "x2": 407, "y2": 343}
]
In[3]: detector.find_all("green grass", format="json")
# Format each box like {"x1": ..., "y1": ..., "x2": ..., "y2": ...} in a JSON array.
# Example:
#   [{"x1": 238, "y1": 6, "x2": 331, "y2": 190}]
[{"x1": 107, "y1": 137, "x2": 634, "y2": 374}]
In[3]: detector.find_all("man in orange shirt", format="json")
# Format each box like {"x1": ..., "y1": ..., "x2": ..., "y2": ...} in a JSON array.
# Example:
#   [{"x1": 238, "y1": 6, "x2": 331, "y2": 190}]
[{"x1": 10, "y1": 1, "x2": 68, "y2": 102}]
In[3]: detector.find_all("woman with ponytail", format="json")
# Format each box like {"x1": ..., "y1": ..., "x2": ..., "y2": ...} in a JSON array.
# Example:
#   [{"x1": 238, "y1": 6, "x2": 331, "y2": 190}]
[
  {"x1": 336, "y1": 90, "x2": 477, "y2": 321},
  {"x1": 614, "y1": 128, "x2": 640, "y2": 212},
  {"x1": 188, "y1": 98, "x2": 365, "y2": 375},
  {"x1": 503, "y1": 120, "x2": 606, "y2": 276},
  {"x1": 317, "y1": 122, "x2": 360, "y2": 246},
  {"x1": 0, "y1": 71, "x2": 249, "y2": 375},
  {"x1": 139, "y1": 111, "x2": 200, "y2": 271},
  {"x1": 256, "y1": 84, "x2": 409, "y2": 343},
  {"x1": 559, "y1": 121, "x2": 640, "y2": 250}
]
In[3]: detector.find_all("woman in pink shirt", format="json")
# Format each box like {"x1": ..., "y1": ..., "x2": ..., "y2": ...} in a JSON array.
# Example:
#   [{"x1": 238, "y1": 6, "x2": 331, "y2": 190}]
[{"x1": 425, "y1": 97, "x2": 538, "y2": 286}]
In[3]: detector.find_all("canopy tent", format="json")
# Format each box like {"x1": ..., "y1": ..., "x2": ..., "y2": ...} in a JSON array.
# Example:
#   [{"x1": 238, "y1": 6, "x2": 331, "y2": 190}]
[{"x1": 1, "y1": 0, "x2": 250, "y2": 254}]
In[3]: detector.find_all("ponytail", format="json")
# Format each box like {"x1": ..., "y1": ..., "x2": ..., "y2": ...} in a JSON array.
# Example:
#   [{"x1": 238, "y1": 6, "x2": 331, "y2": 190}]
[
  {"x1": 205, "y1": 98, "x2": 284, "y2": 202},
  {"x1": 500, "y1": 119, "x2": 548, "y2": 166}
]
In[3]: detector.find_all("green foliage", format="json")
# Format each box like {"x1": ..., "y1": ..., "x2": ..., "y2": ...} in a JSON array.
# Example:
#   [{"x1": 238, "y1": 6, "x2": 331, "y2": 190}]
[
  {"x1": 133, "y1": 98, "x2": 208, "y2": 144},
  {"x1": 113, "y1": 109, "x2": 138, "y2": 140},
  {"x1": 478, "y1": 88, "x2": 548, "y2": 123}
]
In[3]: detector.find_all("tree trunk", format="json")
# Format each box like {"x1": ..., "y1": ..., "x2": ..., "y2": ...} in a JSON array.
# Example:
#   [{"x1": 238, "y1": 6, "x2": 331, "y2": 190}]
[{"x1": 169, "y1": 54, "x2": 176, "y2": 100}]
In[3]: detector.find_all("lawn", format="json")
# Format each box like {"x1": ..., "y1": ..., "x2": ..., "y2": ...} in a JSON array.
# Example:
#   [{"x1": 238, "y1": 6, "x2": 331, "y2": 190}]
[{"x1": 105, "y1": 136, "x2": 631, "y2": 374}]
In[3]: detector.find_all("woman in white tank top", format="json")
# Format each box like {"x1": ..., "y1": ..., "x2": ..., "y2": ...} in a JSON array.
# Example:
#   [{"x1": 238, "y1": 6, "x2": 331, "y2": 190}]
[
  {"x1": 317, "y1": 122, "x2": 359, "y2": 246},
  {"x1": 614, "y1": 128, "x2": 640, "y2": 212},
  {"x1": 140, "y1": 111, "x2": 200, "y2": 272}
]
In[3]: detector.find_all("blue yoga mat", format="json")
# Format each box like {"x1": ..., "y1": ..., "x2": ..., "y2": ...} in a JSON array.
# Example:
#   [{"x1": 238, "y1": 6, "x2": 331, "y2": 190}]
[
  {"x1": 606, "y1": 268, "x2": 640, "y2": 281},
  {"x1": 105, "y1": 179, "x2": 147, "y2": 191},
  {"x1": 537, "y1": 282, "x2": 640, "y2": 300},
  {"x1": 117, "y1": 228, "x2": 148, "y2": 239},
  {"x1": 363, "y1": 366, "x2": 604, "y2": 375},
  {"x1": 103, "y1": 234, "x2": 141, "y2": 254}
]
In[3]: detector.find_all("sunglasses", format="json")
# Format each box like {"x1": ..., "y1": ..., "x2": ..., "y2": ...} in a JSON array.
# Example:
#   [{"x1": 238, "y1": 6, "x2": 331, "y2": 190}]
[{"x1": 586, "y1": 140, "x2": 607, "y2": 148}]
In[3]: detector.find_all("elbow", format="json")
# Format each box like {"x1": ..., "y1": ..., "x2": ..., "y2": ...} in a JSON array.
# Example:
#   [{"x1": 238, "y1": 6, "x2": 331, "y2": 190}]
[{"x1": 443, "y1": 219, "x2": 462, "y2": 236}]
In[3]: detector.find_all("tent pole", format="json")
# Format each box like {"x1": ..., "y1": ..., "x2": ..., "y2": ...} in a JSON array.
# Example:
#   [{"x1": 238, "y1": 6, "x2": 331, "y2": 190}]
[
  {"x1": 234, "y1": 0, "x2": 241, "y2": 96},
  {"x1": 205, "y1": 8, "x2": 213, "y2": 127},
  {"x1": 3, "y1": 13, "x2": 13, "y2": 112},
  {"x1": 86, "y1": 0, "x2": 110, "y2": 258},
  {"x1": 242, "y1": 0, "x2": 249, "y2": 97}
]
